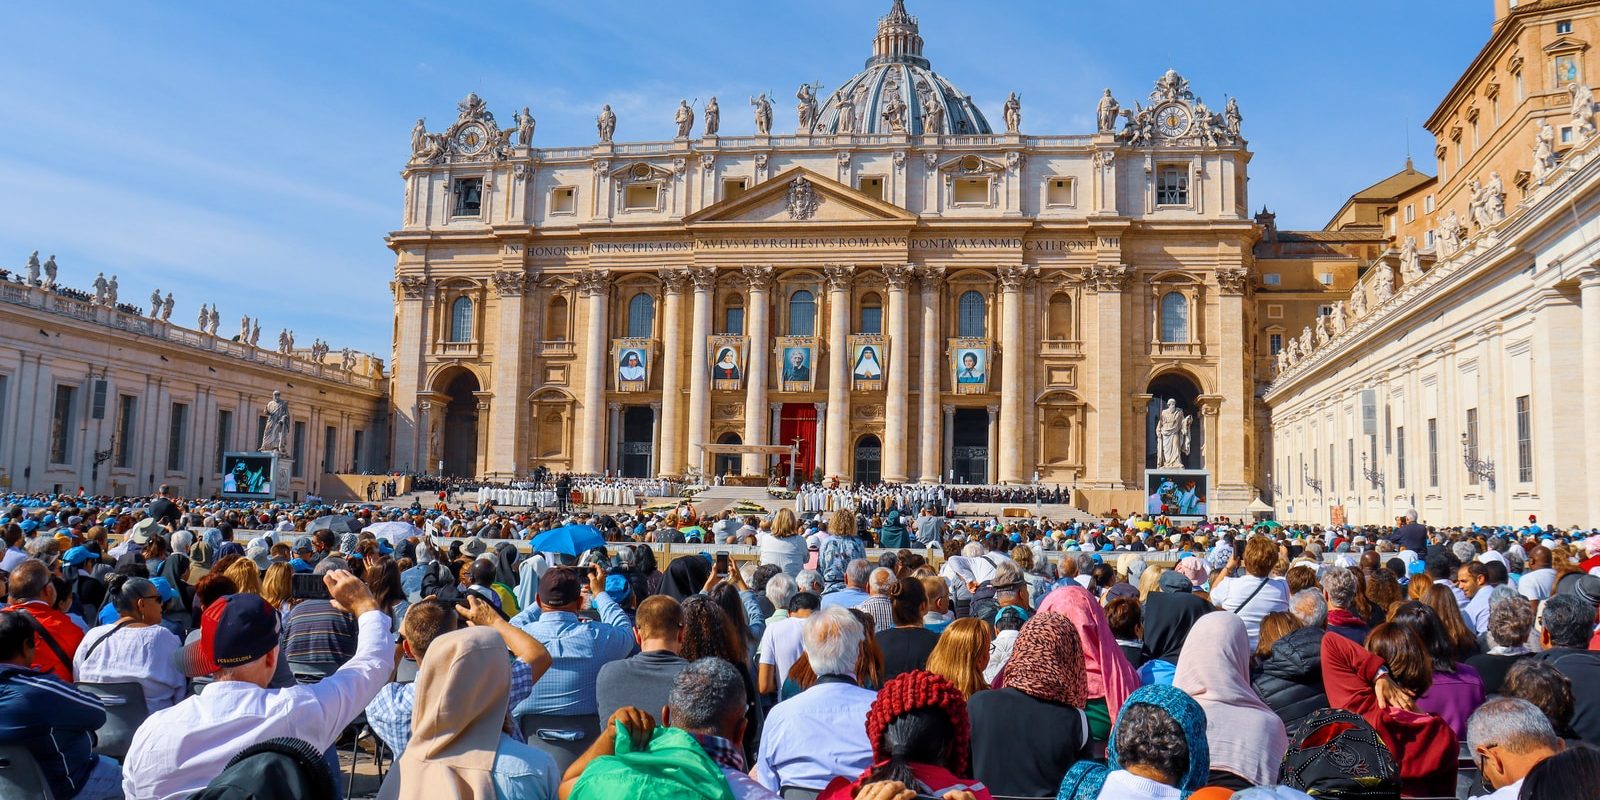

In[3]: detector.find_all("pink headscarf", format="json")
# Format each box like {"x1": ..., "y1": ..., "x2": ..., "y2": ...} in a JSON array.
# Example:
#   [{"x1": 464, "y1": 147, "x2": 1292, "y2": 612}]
[
  {"x1": 1036, "y1": 584, "x2": 1137, "y2": 717},
  {"x1": 1172, "y1": 611, "x2": 1289, "y2": 787}
]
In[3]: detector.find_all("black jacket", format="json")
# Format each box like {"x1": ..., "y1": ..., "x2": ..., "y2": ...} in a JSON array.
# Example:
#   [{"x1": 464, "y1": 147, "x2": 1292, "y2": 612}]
[{"x1": 1252, "y1": 626, "x2": 1329, "y2": 732}]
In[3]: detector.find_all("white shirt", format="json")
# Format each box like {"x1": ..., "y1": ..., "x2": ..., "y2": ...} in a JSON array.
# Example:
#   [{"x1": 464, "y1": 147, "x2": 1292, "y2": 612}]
[
  {"x1": 757, "y1": 615, "x2": 808, "y2": 685},
  {"x1": 1099, "y1": 770, "x2": 1183, "y2": 799},
  {"x1": 121, "y1": 609, "x2": 393, "y2": 800},
  {"x1": 74, "y1": 622, "x2": 186, "y2": 713},
  {"x1": 1481, "y1": 778, "x2": 1523, "y2": 799},
  {"x1": 1519, "y1": 568, "x2": 1557, "y2": 601},
  {"x1": 1209, "y1": 574, "x2": 1290, "y2": 650}
]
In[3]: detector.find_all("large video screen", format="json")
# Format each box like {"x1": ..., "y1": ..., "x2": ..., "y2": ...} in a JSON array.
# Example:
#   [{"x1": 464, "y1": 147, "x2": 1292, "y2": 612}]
[
  {"x1": 1145, "y1": 471, "x2": 1208, "y2": 518},
  {"x1": 221, "y1": 452, "x2": 276, "y2": 499}
]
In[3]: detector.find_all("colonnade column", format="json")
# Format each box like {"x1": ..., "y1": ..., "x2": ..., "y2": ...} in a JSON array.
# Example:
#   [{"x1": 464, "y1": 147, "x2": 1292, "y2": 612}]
[
  {"x1": 814, "y1": 402, "x2": 827, "y2": 477},
  {"x1": 1583, "y1": 269, "x2": 1600, "y2": 523},
  {"x1": 742, "y1": 266, "x2": 775, "y2": 476},
  {"x1": 987, "y1": 404, "x2": 1000, "y2": 484},
  {"x1": 917, "y1": 266, "x2": 945, "y2": 483},
  {"x1": 942, "y1": 404, "x2": 955, "y2": 482},
  {"x1": 883, "y1": 264, "x2": 914, "y2": 483},
  {"x1": 657, "y1": 270, "x2": 688, "y2": 477},
  {"x1": 686, "y1": 266, "x2": 717, "y2": 477},
  {"x1": 997, "y1": 265, "x2": 1027, "y2": 484},
  {"x1": 577, "y1": 269, "x2": 610, "y2": 474},
  {"x1": 823, "y1": 265, "x2": 855, "y2": 479},
  {"x1": 487, "y1": 269, "x2": 532, "y2": 479},
  {"x1": 607, "y1": 402, "x2": 622, "y2": 473},
  {"x1": 648, "y1": 401, "x2": 662, "y2": 478}
]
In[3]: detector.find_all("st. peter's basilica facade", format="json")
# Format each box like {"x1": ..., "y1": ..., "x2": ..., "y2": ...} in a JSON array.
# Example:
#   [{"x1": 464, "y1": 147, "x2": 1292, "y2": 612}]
[{"x1": 389, "y1": 1, "x2": 1259, "y2": 516}]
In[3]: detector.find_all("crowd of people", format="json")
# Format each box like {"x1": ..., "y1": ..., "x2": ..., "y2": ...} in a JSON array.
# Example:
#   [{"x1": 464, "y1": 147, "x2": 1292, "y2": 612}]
[{"x1": 3, "y1": 485, "x2": 1600, "y2": 799}]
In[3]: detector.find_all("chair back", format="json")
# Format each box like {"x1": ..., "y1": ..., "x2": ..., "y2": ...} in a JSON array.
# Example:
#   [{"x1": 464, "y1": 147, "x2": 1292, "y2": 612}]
[
  {"x1": 77, "y1": 681, "x2": 150, "y2": 760},
  {"x1": 780, "y1": 788, "x2": 820, "y2": 800},
  {"x1": 0, "y1": 744, "x2": 55, "y2": 800},
  {"x1": 516, "y1": 713, "x2": 601, "y2": 776}
]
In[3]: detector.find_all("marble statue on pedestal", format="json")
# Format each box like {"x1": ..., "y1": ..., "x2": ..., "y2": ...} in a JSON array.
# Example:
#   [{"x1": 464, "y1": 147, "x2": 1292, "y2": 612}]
[
  {"x1": 1349, "y1": 288, "x2": 1366, "y2": 320},
  {"x1": 836, "y1": 94, "x2": 856, "y2": 134},
  {"x1": 704, "y1": 97, "x2": 719, "y2": 137},
  {"x1": 1299, "y1": 326, "x2": 1314, "y2": 356},
  {"x1": 674, "y1": 99, "x2": 694, "y2": 139},
  {"x1": 25, "y1": 252, "x2": 39, "y2": 286},
  {"x1": 105, "y1": 275, "x2": 118, "y2": 306},
  {"x1": 260, "y1": 390, "x2": 290, "y2": 453},
  {"x1": 1483, "y1": 172, "x2": 1506, "y2": 224},
  {"x1": 1373, "y1": 268, "x2": 1394, "y2": 303},
  {"x1": 1154, "y1": 399, "x2": 1192, "y2": 469},
  {"x1": 515, "y1": 107, "x2": 535, "y2": 145},
  {"x1": 1096, "y1": 89, "x2": 1119, "y2": 133},
  {"x1": 1439, "y1": 209, "x2": 1464, "y2": 255},
  {"x1": 918, "y1": 81, "x2": 944, "y2": 135},
  {"x1": 597, "y1": 105, "x2": 616, "y2": 143},
  {"x1": 1571, "y1": 83, "x2": 1597, "y2": 144},
  {"x1": 1225, "y1": 97, "x2": 1242, "y2": 137},
  {"x1": 1534, "y1": 119, "x2": 1558, "y2": 183},
  {"x1": 41, "y1": 255, "x2": 57, "y2": 290},
  {"x1": 1003, "y1": 92, "x2": 1022, "y2": 133},
  {"x1": 92, "y1": 273, "x2": 108, "y2": 304},
  {"x1": 410, "y1": 118, "x2": 427, "y2": 157},
  {"x1": 1330, "y1": 301, "x2": 1347, "y2": 335},
  {"x1": 160, "y1": 292, "x2": 173, "y2": 320},
  {"x1": 880, "y1": 92, "x2": 907, "y2": 133},
  {"x1": 198, "y1": 304, "x2": 211, "y2": 332},
  {"x1": 150, "y1": 289, "x2": 163, "y2": 317},
  {"x1": 1399, "y1": 236, "x2": 1421, "y2": 282},
  {"x1": 239, "y1": 314, "x2": 250, "y2": 341},
  {"x1": 750, "y1": 93, "x2": 773, "y2": 135},
  {"x1": 796, "y1": 83, "x2": 820, "y2": 132},
  {"x1": 249, "y1": 319, "x2": 261, "y2": 346}
]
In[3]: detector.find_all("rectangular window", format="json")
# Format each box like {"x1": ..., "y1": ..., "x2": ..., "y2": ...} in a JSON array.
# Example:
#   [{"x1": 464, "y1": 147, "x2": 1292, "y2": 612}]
[
  {"x1": 215, "y1": 409, "x2": 232, "y2": 473},
  {"x1": 91, "y1": 380, "x2": 107, "y2": 420},
  {"x1": 452, "y1": 177, "x2": 482, "y2": 216},
  {"x1": 292, "y1": 421, "x2": 306, "y2": 477},
  {"x1": 1466, "y1": 407, "x2": 1479, "y2": 486},
  {"x1": 1396, "y1": 426, "x2": 1406, "y2": 489},
  {"x1": 1424, "y1": 194, "x2": 1435, "y2": 213},
  {"x1": 723, "y1": 306, "x2": 744, "y2": 335},
  {"x1": 1558, "y1": 19, "x2": 1574, "y2": 34},
  {"x1": 1425, "y1": 230, "x2": 1436, "y2": 249},
  {"x1": 1348, "y1": 438, "x2": 1355, "y2": 488},
  {"x1": 1319, "y1": 273, "x2": 1334, "y2": 285},
  {"x1": 353, "y1": 430, "x2": 365, "y2": 474},
  {"x1": 1269, "y1": 333, "x2": 1282, "y2": 354},
  {"x1": 623, "y1": 184, "x2": 659, "y2": 210},
  {"x1": 1046, "y1": 177, "x2": 1075, "y2": 207},
  {"x1": 1404, "y1": 204, "x2": 1415, "y2": 223},
  {"x1": 860, "y1": 305, "x2": 883, "y2": 334},
  {"x1": 1384, "y1": 405, "x2": 1392, "y2": 454},
  {"x1": 953, "y1": 178, "x2": 990, "y2": 204},
  {"x1": 323, "y1": 426, "x2": 337, "y2": 475},
  {"x1": 1517, "y1": 395, "x2": 1533, "y2": 482},
  {"x1": 1562, "y1": 126, "x2": 1575, "y2": 144},
  {"x1": 167, "y1": 402, "x2": 188, "y2": 472},
  {"x1": 722, "y1": 178, "x2": 749, "y2": 202},
  {"x1": 1320, "y1": 305, "x2": 1335, "y2": 317},
  {"x1": 1515, "y1": 71, "x2": 1525, "y2": 102},
  {"x1": 115, "y1": 396, "x2": 137, "y2": 468},
  {"x1": 1157, "y1": 165, "x2": 1189, "y2": 205},
  {"x1": 857, "y1": 176, "x2": 885, "y2": 201},
  {"x1": 50, "y1": 385, "x2": 76, "y2": 464},
  {"x1": 1428, "y1": 418, "x2": 1439, "y2": 487},
  {"x1": 550, "y1": 187, "x2": 576, "y2": 214},
  {"x1": 1263, "y1": 274, "x2": 1282, "y2": 287}
]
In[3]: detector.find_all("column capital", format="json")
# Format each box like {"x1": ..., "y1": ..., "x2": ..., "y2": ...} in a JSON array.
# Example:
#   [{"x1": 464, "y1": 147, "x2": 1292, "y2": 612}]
[
  {"x1": 942, "y1": 404, "x2": 955, "y2": 415},
  {"x1": 986, "y1": 404, "x2": 999, "y2": 418},
  {"x1": 823, "y1": 263, "x2": 856, "y2": 292},
  {"x1": 996, "y1": 264, "x2": 1034, "y2": 292},
  {"x1": 660, "y1": 268, "x2": 691, "y2": 294},
  {"x1": 814, "y1": 402, "x2": 827, "y2": 412},
  {"x1": 741, "y1": 264, "x2": 775, "y2": 292},
  {"x1": 491, "y1": 269, "x2": 536, "y2": 297},
  {"x1": 1215, "y1": 266, "x2": 1250, "y2": 295},
  {"x1": 576, "y1": 268, "x2": 611, "y2": 297},
  {"x1": 688, "y1": 266, "x2": 718, "y2": 292},
  {"x1": 916, "y1": 264, "x2": 946, "y2": 291},
  {"x1": 1085, "y1": 264, "x2": 1131, "y2": 293},
  {"x1": 769, "y1": 402, "x2": 783, "y2": 413},
  {"x1": 882, "y1": 263, "x2": 917, "y2": 290},
  {"x1": 395, "y1": 275, "x2": 429, "y2": 300},
  {"x1": 648, "y1": 402, "x2": 661, "y2": 411},
  {"x1": 608, "y1": 402, "x2": 622, "y2": 412}
]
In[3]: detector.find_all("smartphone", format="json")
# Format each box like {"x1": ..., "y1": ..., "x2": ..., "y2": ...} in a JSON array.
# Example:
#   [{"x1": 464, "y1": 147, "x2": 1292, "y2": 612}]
[
  {"x1": 291, "y1": 572, "x2": 332, "y2": 601},
  {"x1": 714, "y1": 551, "x2": 730, "y2": 576}
]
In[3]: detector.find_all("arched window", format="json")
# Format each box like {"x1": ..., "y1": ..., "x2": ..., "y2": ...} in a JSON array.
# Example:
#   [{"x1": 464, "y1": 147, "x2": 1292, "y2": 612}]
[
  {"x1": 1048, "y1": 293, "x2": 1073, "y2": 340},
  {"x1": 449, "y1": 296, "x2": 474, "y2": 342},
  {"x1": 1160, "y1": 291, "x2": 1189, "y2": 343},
  {"x1": 958, "y1": 291, "x2": 986, "y2": 338},
  {"x1": 788, "y1": 290, "x2": 816, "y2": 336},
  {"x1": 626, "y1": 292, "x2": 655, "y2": 338},
  {"x1": 545, "y1": 296, "x2": 569, "y2": 341},
  {"x1": 723, "y1": 293, "x2": 745, "y2": 334},
  {"x1": 858, "y1": 292, "x2": 882, "y2": 334}
]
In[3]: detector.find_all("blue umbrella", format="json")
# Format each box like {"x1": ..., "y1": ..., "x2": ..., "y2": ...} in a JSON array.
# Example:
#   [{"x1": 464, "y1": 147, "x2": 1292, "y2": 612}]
[{"x1": 531, "y1": 523, "x2": 605, "y2": 556}]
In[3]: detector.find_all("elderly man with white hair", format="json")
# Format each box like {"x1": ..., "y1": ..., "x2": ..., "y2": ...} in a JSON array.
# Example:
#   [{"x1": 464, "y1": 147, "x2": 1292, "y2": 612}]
[
  {"x1": 753, "y1": 607, "x2": 875, "y2": 794},
  {"x1": 1467, "y1": 696, "x2": 1565, "y2": 798},
  {"x1": 855, "y1": 567, "x2": 896, "y2": 632}
]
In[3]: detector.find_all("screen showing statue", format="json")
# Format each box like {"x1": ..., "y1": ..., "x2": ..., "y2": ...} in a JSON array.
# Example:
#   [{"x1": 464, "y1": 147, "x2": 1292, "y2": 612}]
[
  {"x1": 221, "y1": 452, "x2": 276, "y2": 499},
  {"x1": 1145, "y1": 472, "x2": 1208, "y2": 518}
]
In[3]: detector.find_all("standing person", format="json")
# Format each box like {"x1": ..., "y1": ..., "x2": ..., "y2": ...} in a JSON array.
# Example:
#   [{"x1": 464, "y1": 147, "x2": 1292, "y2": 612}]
[
  {"x1": 2, "y1": 559, "x2": 83, "y2": 681},
  {"x1": 147, "y1": 484, "x2": 181, "y2": 528},
  {"x1": 1391, "y1": 510, "x2": 1428, "y2": 555},
  {"x1": 0, "y1": 611, "x2": 123, "y2": 800},
  {"x1": 1207, "y1": 535, "x2": 1291, "y2": 649},
  {"x1": 969, "y1": 612, "x2": 1091, "y2": 798}
]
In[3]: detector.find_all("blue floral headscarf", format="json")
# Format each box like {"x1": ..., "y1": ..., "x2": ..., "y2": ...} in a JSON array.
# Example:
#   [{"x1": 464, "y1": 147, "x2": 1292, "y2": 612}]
[{"x1": 1057, "y1": 683, "x2": 1210, "y2": 799}]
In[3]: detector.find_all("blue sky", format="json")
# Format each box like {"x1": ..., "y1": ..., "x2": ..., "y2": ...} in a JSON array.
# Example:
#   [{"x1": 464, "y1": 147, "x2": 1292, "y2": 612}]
[{"x1": 0, "y1": 1, "x2": 1489, "y2": 356}]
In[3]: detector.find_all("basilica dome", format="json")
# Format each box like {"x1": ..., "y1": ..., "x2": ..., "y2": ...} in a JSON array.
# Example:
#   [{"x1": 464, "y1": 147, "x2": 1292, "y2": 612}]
[{"x1": 810, "y1": 0, "x2": 992, "y2": 136}]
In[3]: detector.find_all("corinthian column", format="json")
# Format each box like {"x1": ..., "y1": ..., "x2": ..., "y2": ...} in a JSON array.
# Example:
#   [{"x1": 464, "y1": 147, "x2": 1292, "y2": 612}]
[
  {"x1": 487, "y1": 268, "x2": 534, "y2": 479},
  {"x1": 657, "y1": 269, "x2": 689, "y2": 477},
  {"x1": 917, "y1": 265, "x2": 945, "y2": 482},
  {"x1": 742, "y1": 266, "x2": 774, "y2": 476},
  {"x1": 997, "y1": 265, "x2": 1027, "y2": 484},
  {"x1": 577, "y1": 269, "x2": 611, "y2": 473},
  {"x1": 883, "y1": 264, "x2": 914, "y2": 483},
  {"x1": 824, "y1": 264, "x2": 855, "y2": 479},
  {"x1": 686, "y1": 266, "x2": 717, "y2": 476}
]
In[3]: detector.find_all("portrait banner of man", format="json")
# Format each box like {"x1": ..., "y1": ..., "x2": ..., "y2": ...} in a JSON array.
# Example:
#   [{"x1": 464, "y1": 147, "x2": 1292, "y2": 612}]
[
  {"x1": 708, "y1": 334, "x2": 747, "y2": 391},
  {"x1": 948, "y1": 338, "x2": 990, "y2": 394},
  {"x1": 848, "y1": 334, "x2": 887, "y2": 391},
  {"x1": 611, "y1": 338, "x2": 653, "y2": 392},
  {"x1": 776, "y1": 336, "x2": 816, "y2": 392}
]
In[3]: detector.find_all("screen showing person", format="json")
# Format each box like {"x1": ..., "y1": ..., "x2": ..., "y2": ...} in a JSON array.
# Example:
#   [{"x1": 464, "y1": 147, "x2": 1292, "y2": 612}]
[
  {"x1": 222, "y1": 454, "x2": 274, "y2": 497},
  {"x1": 618, "y1": 349, "x2": 646, "y2": 382},
  {"x1": 712, "y1": 347, "x2": 741, "y2": 380},
  {"x1": 852, "y1": 345, "x2": 882, "y2": 380},
  {"x1": 1146, "y1": 473, "x2": 1207, "y2": 516},
  {"x1": 782, "y1": 347, "x2": 810, "y2": 381},
  {"x1": 955, "y1": 349, "x2": 985, "y2": 384}
]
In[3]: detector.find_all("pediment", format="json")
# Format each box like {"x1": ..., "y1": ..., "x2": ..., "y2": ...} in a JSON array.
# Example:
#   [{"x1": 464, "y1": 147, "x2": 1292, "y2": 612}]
[
  {"x1": 1544, "y1": 35, "x2": 1589, "y2": 55},
  {"x1": 684, "y1": 167, "x2": 917, "y2": 225}
]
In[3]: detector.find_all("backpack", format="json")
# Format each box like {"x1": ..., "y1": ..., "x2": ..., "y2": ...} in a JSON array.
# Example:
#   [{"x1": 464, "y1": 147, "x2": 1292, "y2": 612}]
[{"x1": 568, "y1": 723, "x2": 735, "y2": 800}]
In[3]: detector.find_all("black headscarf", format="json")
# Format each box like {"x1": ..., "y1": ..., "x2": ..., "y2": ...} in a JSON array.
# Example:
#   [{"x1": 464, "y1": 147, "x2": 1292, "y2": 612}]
[
  {"x1": 662, "y1": 555, "x2": 711, "y2": 601},
  {"x1": 1140, "y1": 591, "x2": 1212, "y2": 664}
]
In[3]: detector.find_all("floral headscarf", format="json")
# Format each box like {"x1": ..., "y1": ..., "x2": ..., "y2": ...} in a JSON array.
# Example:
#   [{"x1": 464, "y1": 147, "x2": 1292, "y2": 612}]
[{"x1": 997, "y1": 611, "x2": 1087, "y2": 707}]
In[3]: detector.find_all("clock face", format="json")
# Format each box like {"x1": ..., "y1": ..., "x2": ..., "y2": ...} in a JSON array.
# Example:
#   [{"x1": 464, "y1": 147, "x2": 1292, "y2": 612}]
[
  {"x1": 454, "y1": 124, "x2": 487, "y2": 154},
  {"x1": 1155, "y1": 103, "x2": 1192, "y2": 138}
]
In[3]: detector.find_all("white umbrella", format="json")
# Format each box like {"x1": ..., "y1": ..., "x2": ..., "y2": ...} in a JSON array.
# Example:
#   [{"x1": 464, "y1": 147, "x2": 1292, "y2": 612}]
[{"x1": 364, "y1": 520, "x2": 422, "y2": 546}]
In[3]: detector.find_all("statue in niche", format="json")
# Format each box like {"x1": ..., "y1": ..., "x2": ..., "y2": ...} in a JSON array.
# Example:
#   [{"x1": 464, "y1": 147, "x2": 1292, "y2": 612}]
[
  {"x1": 674, "y1": 99, "x2": 694, "y2": 139},
  {"x1": 796, "y1": 82, "x2": 821, "y2": 132},
  {"x1": 597, "y1": 104, "x2": 616, "y2": 143},
  {"x1": 1003, "y1": 92, "x2": 1022, "y2": 133},
  {"x1": 1096, "y1": 89, "x2": 1120, "y2": 132},
  {"x1": 1154, "y1": 399, "x2": 1192, "y2": 469},
  {"x1": 750, "y1": 93, "x2": 773, "y2": 135},
  {"x1": 703, "y1": 97, "x2": 719, "y2": 137},
  {"x1": 881, "y1": 91, "x2": 907, "y2": 133}
]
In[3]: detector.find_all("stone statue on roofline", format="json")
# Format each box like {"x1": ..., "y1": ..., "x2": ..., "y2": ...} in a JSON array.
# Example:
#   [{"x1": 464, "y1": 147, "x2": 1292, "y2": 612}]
[
  {"x1": 597, "y1": 105, "x2": 616, "y2": 143},
  {"x1": 1096, "y1": 89, "x2": 1120, "y2": 133}
]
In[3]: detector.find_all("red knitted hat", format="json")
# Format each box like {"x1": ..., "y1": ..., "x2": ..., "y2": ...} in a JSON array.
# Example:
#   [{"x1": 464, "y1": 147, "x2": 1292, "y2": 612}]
[{"x1": 864, "y1": 669, "x2": 973, "y2": 777}]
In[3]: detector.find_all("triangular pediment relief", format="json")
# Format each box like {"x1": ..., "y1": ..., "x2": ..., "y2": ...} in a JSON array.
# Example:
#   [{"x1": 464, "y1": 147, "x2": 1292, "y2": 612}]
[
  {"x1": 933, "y1": 154, "x2": 1007, "y2": 176},
  {"x1": 684, "y1": 167, "x2": 916, "y2": 225},
  {"x1": 609, "y1": 161, "x2": 676, "y2": 182},
  {"x1": 1544, "y1": 35, "x2": 1589, "y2": 55}
]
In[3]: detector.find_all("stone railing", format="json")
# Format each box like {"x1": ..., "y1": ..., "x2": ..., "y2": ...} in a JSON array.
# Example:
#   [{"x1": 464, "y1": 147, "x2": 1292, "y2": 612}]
[{"x1": 0, "y1": 282, "x2": 385, "y2": 391}]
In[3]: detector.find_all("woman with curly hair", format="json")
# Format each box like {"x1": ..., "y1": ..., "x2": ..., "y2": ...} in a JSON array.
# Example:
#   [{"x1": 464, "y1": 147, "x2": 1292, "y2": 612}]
[
  {"x1": 680, "y1": 595, "x2": 763, "y2": 761},
  {"x1": 817, "y1": 670, "x2": 993, "y2": 800}
]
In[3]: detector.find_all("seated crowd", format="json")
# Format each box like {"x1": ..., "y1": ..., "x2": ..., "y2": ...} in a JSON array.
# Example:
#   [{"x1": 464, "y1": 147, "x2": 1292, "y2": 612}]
[{"x1": 2, "y1": 487, "x2": 1600, "y2": 799}]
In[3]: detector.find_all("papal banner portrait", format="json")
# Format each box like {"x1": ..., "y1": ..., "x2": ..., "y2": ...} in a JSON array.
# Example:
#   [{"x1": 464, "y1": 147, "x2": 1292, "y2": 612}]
[
  {"x1": 611, "y1": 338, "x2": 652, "y2": 392},
  {"x1": 776, "y1": 336, "x2": 816, "y2": 392},
  {"x1": 949, "y1": 338, "x2": 990, "y2": 394},
  {"x1": 708, "y1": 334, "x2": 747, "y2": 391},
  {"x1": 849, "y1": 334, "x2": 887, "y2": 391}
]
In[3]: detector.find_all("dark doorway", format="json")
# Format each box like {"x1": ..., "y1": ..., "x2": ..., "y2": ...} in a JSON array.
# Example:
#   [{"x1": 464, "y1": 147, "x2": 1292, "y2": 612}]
[
  {"x1": 854, "y1": 435, "x2": 882, "y2": 484},
  {"x1": 776, "y1": 403, "x2": 818, "y2": 483},
  {"x1": 952, "y1": 408, "x2": 989, "y2": 484},
  {"x1": 1146, "y1": 373, "x2": 1203, "y2": 470},
  {"x1": 442, "y1": 371, "x2": 480, "y2": 478},
  {"x1": 714, "y1": 432, "x2": 742, "y2": 480},
  {"x1": 620, "y1": 406, "x2": 654, "y2": 478}
]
